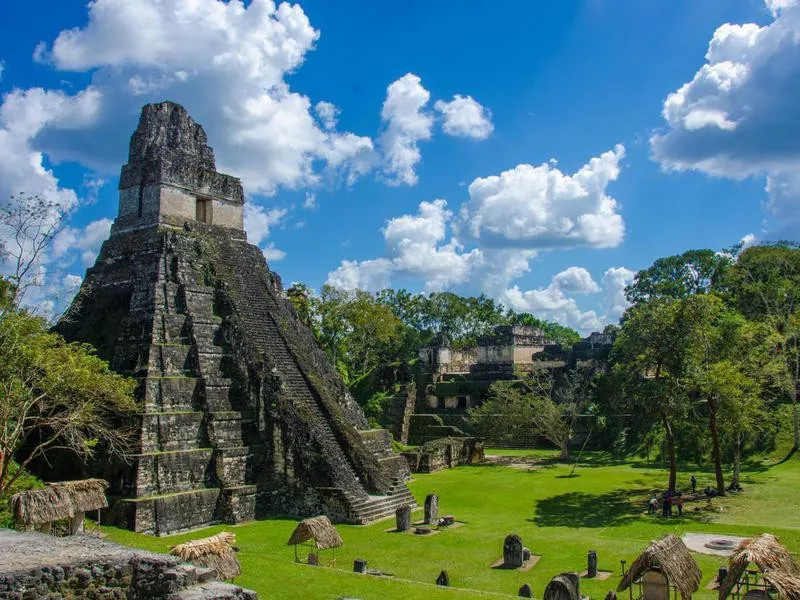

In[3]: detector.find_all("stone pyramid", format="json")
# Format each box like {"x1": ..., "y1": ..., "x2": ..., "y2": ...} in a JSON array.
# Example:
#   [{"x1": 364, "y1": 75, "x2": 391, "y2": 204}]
[{"x1": 56, "y1": 101, "x2": 413, "y2": 535}]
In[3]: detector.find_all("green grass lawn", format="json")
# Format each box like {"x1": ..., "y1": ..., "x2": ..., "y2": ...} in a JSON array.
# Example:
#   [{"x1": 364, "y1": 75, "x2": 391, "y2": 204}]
[{"x1": 103, "y1": 448, "x2": 800, "y2": 600}]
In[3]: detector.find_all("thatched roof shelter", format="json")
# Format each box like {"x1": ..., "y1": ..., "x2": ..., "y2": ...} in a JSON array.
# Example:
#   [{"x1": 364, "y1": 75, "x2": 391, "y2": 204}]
[
  {"x1": 170, "y1": 532, "x2": 240, "y2": 580},
  {"x1": 763, "y1": 571, "x2": 800, "y2": 600},
  {"x1": 719, "y1": 534, "x2": 800, "y2": 600},
  {"x1": 618, "y1": 534, "x2": 702, "y2": 600},
  {"x1": 9, "y1": 479, "x2": 109, "y2": 526},
  {"x1": 287, "y1": 516, "x2": 343, "y2": 550}
]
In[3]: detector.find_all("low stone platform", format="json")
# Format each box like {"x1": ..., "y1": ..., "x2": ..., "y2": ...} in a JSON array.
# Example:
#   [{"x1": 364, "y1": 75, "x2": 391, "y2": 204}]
[
  {"x1": 682, "y1": 532, "x2": 748, "y2": 557},
  {"x1": 0, "y1": 529, "x2": 257, "y2": 599}
]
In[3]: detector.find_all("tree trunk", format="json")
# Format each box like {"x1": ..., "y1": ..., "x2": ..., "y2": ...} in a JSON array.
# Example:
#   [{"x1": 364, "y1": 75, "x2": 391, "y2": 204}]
[
  {"x1": 662, "y1": 412, "x2": 677, "y2": 493},
  {"x1": 559, "y1": 439, "x2": 569, "y2": 461},
  {"x1": 707, "y1": 394, "x2": 726, "y2": 496},
  {"x1": 792, "y1": 344, "x2": 799, "y2": 451},
  {"x1": 730, "y1": 433, "x2": 742, "y2": 490},
  {"x1": 793, "y1": 388, "x2": 799, "y2": 451}
]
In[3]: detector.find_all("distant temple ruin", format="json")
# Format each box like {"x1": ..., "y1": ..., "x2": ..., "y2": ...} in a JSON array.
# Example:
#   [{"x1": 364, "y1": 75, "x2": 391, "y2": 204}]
[
  {"x1": 417, "y1": 325, "x2": 614, "y2": 410},
  {"x1": 378, "y1": 325, "x2": 615, "y2": 447},
  {"x1": 56, "y1": 102, "x2": 413, "y2": 535},
  {"x1": 420, "y1": 325, "x2": 558, "y2": 386}
]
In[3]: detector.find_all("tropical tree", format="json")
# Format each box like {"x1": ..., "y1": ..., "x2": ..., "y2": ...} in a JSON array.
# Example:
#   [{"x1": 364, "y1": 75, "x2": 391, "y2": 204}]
[
  {"x1": 286, "y1": 282, "x2": 317, "y2": 331},
  {"x1": 313, "y1": 285, "x2": 406, "y2": 384},
  {"x1": 315, "y1": 285, "x2": 352, "y2": 372},
  {"x1": 678, "y1": 294, "x2": 737, "y2": 495},
  {"x1": 727, "y1": 243, "x2": 800, "y2": 449},
  {"x1": 625, "y1": 249, "x2": 732, "y2": 305},
  {"x1": 0, "y1": 286, "x2": 138, "y2": 497},
  {"x1": 341, "y1": 290, "x2": 405, "y2": 383},
  {"x1": 468, "y1": 380, "x2": 538, "y2": 444},
  {"x1": 469, "y1": 367, "x2": 593, "y2": 460},
  {"x1": 612, "y1": 298, "x2": 693, "y2": 492}
]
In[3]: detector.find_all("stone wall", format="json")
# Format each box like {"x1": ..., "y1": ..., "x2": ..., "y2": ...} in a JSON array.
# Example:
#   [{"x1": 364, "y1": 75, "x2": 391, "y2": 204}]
[
  {"x1": 402, "y1": 437, "x2": 485, "y2": 473},
  {"x1": 382, "y1": 383, "x2": 415, "y2": 444},
  {"x1": 0, "y1": 530, "x2": 257, "y2": 600},
  {"x1": 114, "y1": 101, "x2": 244, "y2": 237}
]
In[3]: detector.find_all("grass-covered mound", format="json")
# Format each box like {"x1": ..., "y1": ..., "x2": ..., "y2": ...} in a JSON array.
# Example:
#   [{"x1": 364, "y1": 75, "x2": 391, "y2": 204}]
[{"x1": 103, "y1": 449, "x2": 800, "y2": 599}]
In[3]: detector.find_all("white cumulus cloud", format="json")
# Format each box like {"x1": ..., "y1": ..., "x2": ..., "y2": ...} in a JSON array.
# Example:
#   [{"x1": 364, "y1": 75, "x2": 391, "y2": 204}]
[
  {"x1": 326, "y1": 257, "x2": 394, "y2": 292},
  {"x1": 601, "y1": 266, "x2": 636, "y2": 323},
  {"x1": 766, "y1": 0, "x2": 799, "y2": 15},
  {"x1": 262, "y1": 243, "x2": 287, "y2": 263},
  {"x1": 378, "y1": 73, "x2": 434, "y2": 186},
  {"x1": 243, "y1": 204, "x2": 287, "y2": 258},
  {"x1": 315, "y1": 101, "x2": 339, "y2": 130},
  {"x1": 0, "y1": 87, "x2": 101, "y2": 215},
  {"x1": 552, "y1": 266, "x2": 601, "y2": 294},
  {"x1": 740, "y1": 232, "x2": 758, "y2": 249},
  {"x1": 461, "y1": 145, "x2": 626, "y2": 249},
  {"x1": 51, "y1": 217, "x2": 112, "y2": 266},
  {"x1": 434, "y1": 94, "x2": 494, "y2": 140},
  {"x1": 501, "y1": 269, "x2": 604, "y2": 334},
  {"x1": 651, "y1": 0, "x2": 800, "y2": 233},
  {"x1": 500, "y1": 265, "x2": 634, "y2": 335},
  {"x1": 327, "y1": 199, "x2": 482, "y2": 292},
  {"x1": 22, "y1": 0, "x2": 374, "y2": 195}
]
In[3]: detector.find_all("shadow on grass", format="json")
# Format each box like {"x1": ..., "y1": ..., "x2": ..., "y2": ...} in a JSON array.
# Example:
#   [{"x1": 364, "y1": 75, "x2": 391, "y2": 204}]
[
  {"x1": 566, "y1": 453, "x2": 629, "y2": 468},
  {"x1": 530, "y1": 488, "x2": 651, "y2": 528},
  {"x1": 532, "y1": 487, "x2": 721, "y2": 528},
  {"x1": 772, "y1": 447, "x2": 797, "y2": 466},
  {"x1": 469, "y1": 458, "x2": 559, "y2": 471}
]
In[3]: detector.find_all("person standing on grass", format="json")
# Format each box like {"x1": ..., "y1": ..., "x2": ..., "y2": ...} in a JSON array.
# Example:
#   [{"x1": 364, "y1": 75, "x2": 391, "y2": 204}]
[
  {"x1": 691, "y1": 475, "x2": 697, "y2": 494},
  {"x1": 649, "y1": 497, "x2": 658, "y2": 515}
]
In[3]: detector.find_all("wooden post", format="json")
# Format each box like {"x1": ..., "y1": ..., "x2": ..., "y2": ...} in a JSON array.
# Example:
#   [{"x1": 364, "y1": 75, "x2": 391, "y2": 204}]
[{"x1": 69, "y1": 511, "x2": 85, "y2": 535}]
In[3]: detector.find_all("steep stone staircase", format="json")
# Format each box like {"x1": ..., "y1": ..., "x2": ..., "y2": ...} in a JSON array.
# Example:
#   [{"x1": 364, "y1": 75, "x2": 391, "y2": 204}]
[{"x1": 214, "y1": 241, "x2": 417, "y2": 523}]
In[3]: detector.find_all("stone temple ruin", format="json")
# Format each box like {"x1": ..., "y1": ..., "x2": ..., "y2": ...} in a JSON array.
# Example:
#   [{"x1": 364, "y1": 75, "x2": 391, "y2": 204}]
[
  {"x1": 56, "y1": 101, "x2": 413, "y2": 535},
  {"x1": 382, "y1": 326, "x2": 615, "y2": 448}
]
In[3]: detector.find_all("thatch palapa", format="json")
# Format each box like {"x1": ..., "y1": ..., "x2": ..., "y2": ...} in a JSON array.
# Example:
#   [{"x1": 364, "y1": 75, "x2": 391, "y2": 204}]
[
  {"x1": 719, "y1": 534, "x2": 800, "y2": 600},
  {"x1": 618, "y1": 534, "x2": 702, "y2": 600},
  {"x1": 170, "y1": 532, "x2": 240, "y2": 580},
  {"x1": 9, "y1": 479, "x2": 109, "y2": 526},
  {"x1": 287, "y1": 516, "x2": 343, "y2": 550},
  {"x1": 764, "y1": 571, "x2": 800, "y2": 600}
]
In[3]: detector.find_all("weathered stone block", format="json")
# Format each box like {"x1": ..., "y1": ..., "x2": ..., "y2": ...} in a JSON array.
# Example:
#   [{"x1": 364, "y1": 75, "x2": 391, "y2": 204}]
[
  {"x1": 396, "y1": 506, "x2": 412, "y2": 531},
  {"x1": 504, "y1": 534, "x2": 524, "y2": 568},
  {"x1": 424, "y1": 493, "x2": 439, "y2": 525}
]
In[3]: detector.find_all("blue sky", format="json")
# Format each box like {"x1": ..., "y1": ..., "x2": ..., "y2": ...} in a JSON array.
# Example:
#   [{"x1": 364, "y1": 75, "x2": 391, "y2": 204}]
[{"x1": 0, "y1": 0, "x2": 796, "y2": 332}]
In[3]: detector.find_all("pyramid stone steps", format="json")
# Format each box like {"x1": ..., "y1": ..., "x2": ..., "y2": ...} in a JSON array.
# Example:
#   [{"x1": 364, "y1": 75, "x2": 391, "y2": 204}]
[
  {"x1": 206, "y1": 411, "x2": 260, "y2": 449},
  {"x1": 146, "y1": 343, "x2": 196, "y2": 376},
  {"x1": 143, "y1": 376, "x2": 199, "y2": 411},
  {"x1": 117, "y1": 488, "x2": 222, "y2": 536},
  {"x1": 215, "y1": 445, "x2": 265, "y2": 487},
  {"x1": 153, "y1": 313, "x2": 193, "y2": 345},
  {"x1": 133, "y1": 448, "x2": 214, "y2": 496},
  {"x1": 55, "y1": 101, "x2": 412, "y2": 534},
  {"x1": 213, "y1": 249, "x2": 371, "y2": 500},
  {"x1": 139, "y1": 411, "x2": 205, "y2": 453}
]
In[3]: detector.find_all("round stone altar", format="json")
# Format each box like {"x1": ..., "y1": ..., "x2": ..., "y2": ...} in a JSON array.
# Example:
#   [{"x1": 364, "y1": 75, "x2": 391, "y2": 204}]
[
  {"x1": 682, "y1": 533, "x2": 747, "y2": 556},
  {"x1": 704, "y1": 539, "x2": 738, "y2": 551}
]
